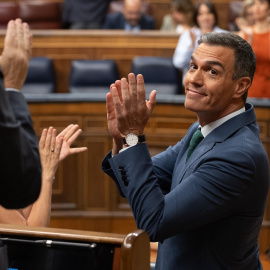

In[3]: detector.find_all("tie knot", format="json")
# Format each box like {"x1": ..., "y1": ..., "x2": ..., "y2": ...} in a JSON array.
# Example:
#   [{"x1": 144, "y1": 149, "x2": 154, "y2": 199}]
[{"x1": 186, "y1": 129, "x2": 204, "y2": 162}]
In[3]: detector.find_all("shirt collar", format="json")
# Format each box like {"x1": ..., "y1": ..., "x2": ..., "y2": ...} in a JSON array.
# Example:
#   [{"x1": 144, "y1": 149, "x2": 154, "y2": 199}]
[{"x1": 201, "y1": 107, "x2": 245, "y2": 138}]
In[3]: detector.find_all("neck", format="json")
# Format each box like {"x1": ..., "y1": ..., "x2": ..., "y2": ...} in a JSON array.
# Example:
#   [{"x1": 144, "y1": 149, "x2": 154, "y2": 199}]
[
  {"x1": 196, "y1": 102, "x2": 244, "y2": 127},
  {"x1": 254, "y1": 20, "x2": 270, "y2": 33}
]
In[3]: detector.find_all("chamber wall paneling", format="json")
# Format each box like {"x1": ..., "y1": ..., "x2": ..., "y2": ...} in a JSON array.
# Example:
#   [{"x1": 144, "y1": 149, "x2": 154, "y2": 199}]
[{"x1": 24, "y1": 95, "x2": 270, "y2": 255}]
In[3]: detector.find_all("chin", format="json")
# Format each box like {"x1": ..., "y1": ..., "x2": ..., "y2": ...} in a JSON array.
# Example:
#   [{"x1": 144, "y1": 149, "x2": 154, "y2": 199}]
[{"x1": 185, "y1": 98, "x2": 204, "y2": 113}]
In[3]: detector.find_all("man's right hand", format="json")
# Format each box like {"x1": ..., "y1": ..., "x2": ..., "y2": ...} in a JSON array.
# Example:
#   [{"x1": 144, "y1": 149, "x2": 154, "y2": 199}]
[{"x1": 0, "y1": 19, "x2": 32, "y2": 90}]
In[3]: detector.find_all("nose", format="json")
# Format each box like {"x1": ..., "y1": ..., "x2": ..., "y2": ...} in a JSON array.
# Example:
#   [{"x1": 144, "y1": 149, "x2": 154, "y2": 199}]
[{"x1": 187, "y1": 69, "x2": 204, "y2": 87}]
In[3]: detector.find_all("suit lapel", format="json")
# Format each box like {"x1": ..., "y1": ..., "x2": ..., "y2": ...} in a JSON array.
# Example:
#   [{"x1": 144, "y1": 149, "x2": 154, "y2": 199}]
[{"x1": 173, "y1": 103, "x2": 257, "y2": 187}]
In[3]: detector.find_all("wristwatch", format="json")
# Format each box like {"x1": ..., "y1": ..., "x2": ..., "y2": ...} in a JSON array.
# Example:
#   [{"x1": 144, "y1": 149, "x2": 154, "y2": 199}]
[{"x1": 122, "y1": 133, "x2": 146, "y2": 146}]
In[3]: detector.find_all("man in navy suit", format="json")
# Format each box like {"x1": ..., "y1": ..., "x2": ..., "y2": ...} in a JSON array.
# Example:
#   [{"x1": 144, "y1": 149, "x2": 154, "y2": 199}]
[
  {"x1": 0, "y1": 19, "x2": 41, "y2": 269},
  {"x1": 103, "y1": 0, "x2": 155, "y2": 31},
  {"x1": 102, "y1": 32, "x2": 269, "y2": 269}
]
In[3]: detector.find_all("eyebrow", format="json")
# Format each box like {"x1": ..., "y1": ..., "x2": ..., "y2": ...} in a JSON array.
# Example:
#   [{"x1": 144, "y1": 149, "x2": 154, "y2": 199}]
[{"x1": 191, "y1": 56, "x2": 225, "y2": 70}]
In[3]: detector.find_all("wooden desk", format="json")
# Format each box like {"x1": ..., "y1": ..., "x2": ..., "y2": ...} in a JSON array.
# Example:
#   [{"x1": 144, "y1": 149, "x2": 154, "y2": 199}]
[{"x1": 0, "y1": 224, "x2": 150, "y2": 270}]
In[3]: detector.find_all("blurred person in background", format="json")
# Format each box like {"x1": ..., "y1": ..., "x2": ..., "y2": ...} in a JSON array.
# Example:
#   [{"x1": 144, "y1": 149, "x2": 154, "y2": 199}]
[
  {"x1": 160, "y1": 0, "x2": 195, "y2": 34},
  {"x1": 103, "y1": 0, "x2": 155, "y2": 31},
  {"x1": 62, "y1": 0, "x2": 112, "y2": 29},
  {"x1": 235, "y1": 0, "x2": 256, "y2": 31},
  {"x1": 173, "y1": 1, "x2": 227, "y2": 86},
  {"x1": 239, "y1": 0, "x2": 270, "y2": 98}
]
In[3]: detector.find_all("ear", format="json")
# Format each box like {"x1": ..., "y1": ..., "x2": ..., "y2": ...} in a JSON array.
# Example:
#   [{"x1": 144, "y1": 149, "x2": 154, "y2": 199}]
[{"x1": 233, "y1": 77, "x2": 251, "y2": 98}]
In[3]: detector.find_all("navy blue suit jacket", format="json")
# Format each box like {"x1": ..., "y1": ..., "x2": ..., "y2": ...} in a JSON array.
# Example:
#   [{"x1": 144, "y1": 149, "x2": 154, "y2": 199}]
[
  {"x1": 102, "y1": 103, "x2": 269, "y2": 269},
  {"x1": 103, "y1": 12, "x2": 155, "y2": 30},
  {"x1": 0, "y1": 73, "x2": 41, "y2": 209}
]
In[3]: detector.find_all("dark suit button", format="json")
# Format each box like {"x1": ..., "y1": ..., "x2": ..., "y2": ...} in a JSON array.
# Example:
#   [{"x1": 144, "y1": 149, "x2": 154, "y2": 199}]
[
  {"x1": 119, "y1": 166, "x2": 124, "y2": 171},
  {"x1": 123, "y1": 180, "x2": 128, "y2": 186},
  {"x1": 120, "y1": 170, "x2": 126, "y2": 176},
  {"x1": 122, "y1": 175, "x2": 127, "y2": 181}
]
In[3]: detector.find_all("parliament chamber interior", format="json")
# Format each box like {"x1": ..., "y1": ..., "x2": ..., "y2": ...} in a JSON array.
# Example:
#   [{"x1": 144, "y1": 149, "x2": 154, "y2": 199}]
[{"x1": 0, "y1": 0, "x2": 270, "y2": 269}]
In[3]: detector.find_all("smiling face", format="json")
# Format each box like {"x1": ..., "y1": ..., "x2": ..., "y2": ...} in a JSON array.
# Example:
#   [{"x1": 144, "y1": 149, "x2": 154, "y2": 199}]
[
  {"x1": 253, "y1": 0, "x2": 270, "y2": 22},
  {"x1": 184, "y1": 44, "x2": 247, "y2": 126},
  {"x1": 196, "y1": 4, "x2": 216, "y2": 32}
]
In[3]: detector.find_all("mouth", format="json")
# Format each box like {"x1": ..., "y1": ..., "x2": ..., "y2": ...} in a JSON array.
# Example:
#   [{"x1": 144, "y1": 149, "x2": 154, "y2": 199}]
[{"x1": 186, "y1": 88, "x2": 206, "y2": 96}]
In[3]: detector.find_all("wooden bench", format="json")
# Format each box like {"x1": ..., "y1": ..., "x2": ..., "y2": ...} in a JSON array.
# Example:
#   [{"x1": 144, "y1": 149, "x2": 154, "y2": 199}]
[{"x1": 0, "y1": 224, "x2": 150, "y2": 270}]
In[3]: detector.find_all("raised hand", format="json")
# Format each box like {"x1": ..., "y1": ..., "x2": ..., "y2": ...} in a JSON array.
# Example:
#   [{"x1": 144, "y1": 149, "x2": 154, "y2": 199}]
[
  {"x1": 57, "y1": 124, "x2": 87, "y2": 162},
  {"x1": 39, "y1": 127, "x2": 63, "y2": 183},
  {"x1": 0, "y1": 19, "x2": 32, "y2": 89},
  {"x1": 106, "y1": 73, "x2": 156, "y2": 154}
]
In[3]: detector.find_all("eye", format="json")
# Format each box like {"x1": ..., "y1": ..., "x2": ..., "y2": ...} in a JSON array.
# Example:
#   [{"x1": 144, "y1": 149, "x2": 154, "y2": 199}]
[
  {"x1": 189, "y1": 63, "x2": 197, "y2": 70},
  {"x1": 209, "y1": 69, "x2": 217, "y2": 75}
]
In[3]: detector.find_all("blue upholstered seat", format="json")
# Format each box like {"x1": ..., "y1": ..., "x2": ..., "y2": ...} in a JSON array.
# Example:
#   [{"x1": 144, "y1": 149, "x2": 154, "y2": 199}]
[
  {"x1": 21, "y1": 57, "x2": 56, "y2": 94},
  {"x1": 69, "y1": 60, "x2": 119, "y2": 93},
  {"x1": 131, "y1": 56, "x2": 182, "y2": 95}
]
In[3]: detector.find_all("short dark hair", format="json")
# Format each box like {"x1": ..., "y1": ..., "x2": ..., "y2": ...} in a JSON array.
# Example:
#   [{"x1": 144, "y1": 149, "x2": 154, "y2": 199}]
[
  {"x1": 198, "y1": 32, "x2": 256, "y2": 103},
  {"x1": 170, "y1": 0, "x2": 195, "y2": 27},
  {"x1": 194, "y1": 1, "x2": 218, "y2": 28}
]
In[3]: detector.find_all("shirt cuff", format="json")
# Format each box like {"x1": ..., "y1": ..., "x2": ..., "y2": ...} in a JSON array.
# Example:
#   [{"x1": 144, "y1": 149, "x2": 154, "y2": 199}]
[{"x1": 6, "y1": 88, "x2": 20, "y2": 92}]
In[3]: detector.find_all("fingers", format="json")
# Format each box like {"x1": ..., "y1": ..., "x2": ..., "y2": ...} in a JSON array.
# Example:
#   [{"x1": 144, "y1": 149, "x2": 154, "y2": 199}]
[
  {"x1": 39, "y1": 128, "x2": 48, "y2": 150},
  {"x1": 111, "y1": 83, "x2": 123, "y2": 117},
  {"x1": 136, "y1": 74, "x2": 146, "y2": 106},
  {"x1": 50, "y1": 128, "x2": 57, "y2": 152},
  {"x1": 54, "y1": 136, "x2": 63, "y2": 159},
  {"x1": 64, "y1": 125, "x2": 80, "y2": 141},
  {"x1": 57, "y1": 124, "x2": 74, "y2": 138},
  {"x1": 23, "y1": 22, "x2": 32, "y2": 61},
  {"x1": 69, "y1": 147, "x2": 88, "y2": 155},
  {"x1": 4, "y1": 20, "x2": 16, "y2": 49},
  {"x1": 106, "y1": 91, "x2": 115, "y2": 118},
  {"x1": 44, "y1": 127, "x2": 54, "y2": 151},
  {"x1": 65, "y1": 128, "x2": 82, "y2": 144},
  {"x1": 115, "y1": 80, "x2": 122, "y2": 102},
  {"x1": 16, "y1": 19, "x2": 24, "y2": 51},
  {"x1": 128, "y1": 73, "x2": 137, "y2": 102},
  {"x1": 147, "y1": 90, "x2": 157, "y2": 113}
]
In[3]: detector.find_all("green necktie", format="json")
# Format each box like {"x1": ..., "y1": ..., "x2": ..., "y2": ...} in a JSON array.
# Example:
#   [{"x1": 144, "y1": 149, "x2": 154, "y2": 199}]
[{"x1": 186, "y1": 129, "x2": 204, "y2": 162}]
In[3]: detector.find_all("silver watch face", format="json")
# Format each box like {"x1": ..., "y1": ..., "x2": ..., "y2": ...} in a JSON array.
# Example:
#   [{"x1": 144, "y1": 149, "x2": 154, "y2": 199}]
[{"x1": 126, "y1": 133, "x2": 139, "y2": 146}]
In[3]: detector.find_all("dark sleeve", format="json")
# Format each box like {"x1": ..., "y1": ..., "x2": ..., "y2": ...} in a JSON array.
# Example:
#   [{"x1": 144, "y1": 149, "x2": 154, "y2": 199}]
[
  {"x1": 62, "y1": 0, "x2": 71, "y2": 28},
  {"x1": 102, "y1": 14, "x2": 114, "y2": 29},
  {"x1": 141, "y1": 15, "x2": 155, "y2": 30},
  {"x1": 0, "y1": 73, "x2": 41, "y2": 209}
]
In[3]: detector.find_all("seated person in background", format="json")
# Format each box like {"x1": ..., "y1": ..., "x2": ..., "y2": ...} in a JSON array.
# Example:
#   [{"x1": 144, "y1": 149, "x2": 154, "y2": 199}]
[
  {"x1": 0, "y1": 124, "x2": 87, "y2": 227},
  {"x1": 173, "y1": 1, "x2": 227, "y2": 86},
  {"x1": 103, "y1": 0, "x2": 155, "y2": 31},
  {"x1": 62, "y1": 0, "x2": 113, "y2": 29},
  {"x1": 160, "y1": 0, "x2": 195, "y2": 34},
  {"x1": 102, "y1": 32, "x2": 269, "y2": 269}
]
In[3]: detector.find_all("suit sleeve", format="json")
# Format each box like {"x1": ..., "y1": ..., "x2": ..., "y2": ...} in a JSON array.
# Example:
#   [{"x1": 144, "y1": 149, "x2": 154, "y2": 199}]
[
  {"x1": 106, "y1": 142, "x2": 258, "y2": 242},
  {"x1": 0, "y1": 74, "x2": 41, "y2": 209}
]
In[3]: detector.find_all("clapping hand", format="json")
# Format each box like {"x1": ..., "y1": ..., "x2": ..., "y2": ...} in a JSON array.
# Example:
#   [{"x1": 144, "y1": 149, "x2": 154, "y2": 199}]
[{"x1": 106, "y1": 73, "x2": 156, "y2": 154}]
